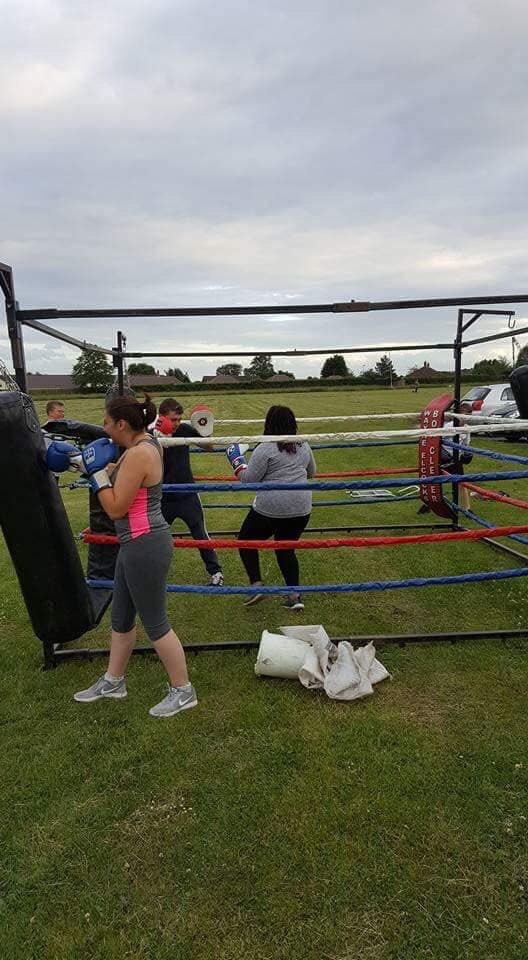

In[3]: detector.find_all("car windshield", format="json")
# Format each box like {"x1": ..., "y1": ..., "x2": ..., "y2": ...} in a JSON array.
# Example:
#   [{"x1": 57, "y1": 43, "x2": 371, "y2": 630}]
[{"x1": 462, "y1": 387, "x2": 490, "y2": 401}]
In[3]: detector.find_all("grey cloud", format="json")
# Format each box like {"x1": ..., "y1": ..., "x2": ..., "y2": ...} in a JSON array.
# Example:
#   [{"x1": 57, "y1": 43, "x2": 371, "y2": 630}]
[{"x1": 2, "y1": 0, "x2": 528, "y2": 379}]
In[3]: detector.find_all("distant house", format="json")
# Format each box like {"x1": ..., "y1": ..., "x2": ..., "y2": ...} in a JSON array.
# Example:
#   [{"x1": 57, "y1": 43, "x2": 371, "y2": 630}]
[
  {"x1": 26, "y1": 372, "x2": 183, "y2": 392},
  {"x1": 409, "y1": 362, "x2": 448, "y2": 383},
  {"x1": 27, "y1": 374, "x2": 76, "y2": 390},
  {"x1": 202, "y1": 374, "x2": 242, "y2": 384},
  {"x1": 324, "y1": 374, "x2": 345, "y2": 381},
  {"x1": 128, "y1": 374, "x2": 183, "y2": 387},
  {"x1": 270, "y1": 373, "x2": 294, "y2": 382}
]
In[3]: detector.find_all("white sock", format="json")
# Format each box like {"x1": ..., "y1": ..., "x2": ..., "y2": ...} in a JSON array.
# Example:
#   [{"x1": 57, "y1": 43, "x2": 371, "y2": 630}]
[
  {"x1": 171, "y1": 681, "x2": 192, "y2": 691},
  {"x1": 104, "y1": 672, "x2": 124, "y2": 683}
]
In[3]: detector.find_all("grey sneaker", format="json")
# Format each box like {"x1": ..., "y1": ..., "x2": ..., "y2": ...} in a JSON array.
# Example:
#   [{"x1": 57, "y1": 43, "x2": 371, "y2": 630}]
[
  {"x1": 243, "y1": 593, "x2": 267, "y2": 606},
  {"x1": 210, "y1": 571, "x2": 224, "y2": 586},
  {"x1": 282, "y1": 596, "x2": 305, "y2": 611},
  {"x1": 149, "y1": 683, "x2": 198, "y2": 718},
  {"x1": 73, "y1": 675, "x2": 127, "y2": 703}
]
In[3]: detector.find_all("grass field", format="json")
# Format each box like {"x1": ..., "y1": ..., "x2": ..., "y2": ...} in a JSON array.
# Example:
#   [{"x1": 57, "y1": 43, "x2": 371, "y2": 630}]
[{"x1": 2, "y1": 386, "x2": 528, "y2": 959}]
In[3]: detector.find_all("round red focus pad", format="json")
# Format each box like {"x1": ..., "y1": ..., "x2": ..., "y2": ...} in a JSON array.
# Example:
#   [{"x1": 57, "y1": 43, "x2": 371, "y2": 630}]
[
  {"x1": 190, "y1": 405, "x2": 214, "y2": 437},
  {"x1": 155, "y1": 415, "x2": 174, "y2": 436}
]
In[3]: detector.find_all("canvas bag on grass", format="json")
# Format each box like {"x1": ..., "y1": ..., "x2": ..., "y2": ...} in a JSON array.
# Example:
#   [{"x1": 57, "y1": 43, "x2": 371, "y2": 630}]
[{"x1": 281, "y1": 625, "x2": 390, "y2": 701}]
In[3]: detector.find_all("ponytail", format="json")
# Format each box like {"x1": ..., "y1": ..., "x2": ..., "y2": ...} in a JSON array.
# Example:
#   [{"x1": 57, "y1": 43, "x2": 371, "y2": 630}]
[{"x1": 106, "y1": 392, "x2": 157, "y2": 431}]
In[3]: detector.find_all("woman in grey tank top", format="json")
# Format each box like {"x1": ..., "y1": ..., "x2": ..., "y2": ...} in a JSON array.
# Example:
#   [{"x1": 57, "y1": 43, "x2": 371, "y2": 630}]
[{"x1": 73, "y1": 394, "x2": 198, "y2": 719}]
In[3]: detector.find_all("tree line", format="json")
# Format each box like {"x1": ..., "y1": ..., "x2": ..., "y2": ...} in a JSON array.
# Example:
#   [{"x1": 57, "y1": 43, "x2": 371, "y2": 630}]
[{"x1": 68, "y1": 349, "x2": 526, "y2": 392}]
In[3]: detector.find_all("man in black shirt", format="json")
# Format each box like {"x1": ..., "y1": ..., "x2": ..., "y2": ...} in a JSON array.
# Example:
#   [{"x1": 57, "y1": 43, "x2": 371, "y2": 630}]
[{"x1": 157, "y1": 398, "x2": 224, "y2": 585}]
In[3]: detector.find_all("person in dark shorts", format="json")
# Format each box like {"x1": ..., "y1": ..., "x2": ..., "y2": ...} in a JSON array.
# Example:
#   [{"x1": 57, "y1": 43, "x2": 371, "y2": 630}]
[
  {"x1": 155, "y1": 398, "x2": 224, "y2": 586},
  {"x1": 73, "y1": 394, "x2": 197, "y2": 718}
]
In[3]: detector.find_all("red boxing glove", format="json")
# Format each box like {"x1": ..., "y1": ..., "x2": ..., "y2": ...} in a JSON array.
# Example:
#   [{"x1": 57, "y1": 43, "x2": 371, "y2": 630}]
[{"x1": 154, "y1": 415, "x2": 174, "y2": 436}]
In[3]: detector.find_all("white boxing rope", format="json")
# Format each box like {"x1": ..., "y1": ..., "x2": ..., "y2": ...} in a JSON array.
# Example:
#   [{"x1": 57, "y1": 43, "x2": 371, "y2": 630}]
[
  {"x1": 216, "y1": 412, "x2": 422, "y2": 423},
  {"x1": 158, "y1": 421, "x2": 528, "y2": 447},
  {"x1": 215, "y1": 411, "x2": 528, "y2": 426}
]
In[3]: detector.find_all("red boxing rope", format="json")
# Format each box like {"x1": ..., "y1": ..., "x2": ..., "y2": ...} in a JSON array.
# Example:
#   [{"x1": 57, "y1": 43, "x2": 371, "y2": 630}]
[
  {"x1": 82, "y1": 524, "x2": 528, "y2": 549},
  {"x1": 192, "y1": 466, "x2": 417, "y2": 481},
  {"x1": 462, "y1": 483, "x2": 528, "y2": 510}
]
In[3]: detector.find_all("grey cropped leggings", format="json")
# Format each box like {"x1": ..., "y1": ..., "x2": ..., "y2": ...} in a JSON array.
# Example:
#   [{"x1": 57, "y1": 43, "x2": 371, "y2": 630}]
[{"x1": 111, "y1": 529, "x2": 173, "y2": 642}]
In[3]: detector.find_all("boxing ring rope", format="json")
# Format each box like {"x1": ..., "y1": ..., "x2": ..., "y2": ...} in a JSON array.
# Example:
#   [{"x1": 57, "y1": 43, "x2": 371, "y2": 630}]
[
  {"x1": 193, "y1": 439, "x2": 421, "y2": 452},
  {"x1": 447, "y1": 500, "x2": 528, "y2": 547},
  {"x1": 156, "y1": 422, "x2": 528, "y2": 447},
  {"x1": 53, "y1": 419, "x2": 528, "y2": 654},
  {"x1": 82, "y1": 464, "x2": 528, "y2": 603},
  {"x1": 161, "y1": 471, "x2": 528, "y2": 493},
  {"x1": 87, "y1": 567, "x2": 528, "y2": 597},
  {"x1": 192, "y1": 466, "x2": 418, "y2": 481},
  {"x1": 82, "y1": 523, "x2": 528, "y2": 549},
  {"x1": 214, "y1": 412, "x2": 528, "y2": 425},
  {"x1": 461, "y1": 484, "x2": 528, "y2": 511},
  {"x1": 443, "y1": 441, "x2": 528, "y2": 466}
]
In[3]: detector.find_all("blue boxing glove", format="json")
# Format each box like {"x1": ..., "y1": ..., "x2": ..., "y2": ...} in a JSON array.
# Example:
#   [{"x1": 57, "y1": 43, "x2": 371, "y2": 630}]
[
  {"x1": 226, "y1": 443, "x2": 248, "y2": 478},
  {"x1": 81, "y1": 437, "x2": 119, "y2": 493},
  {"x1": 45, "y1": 440, "x2": 83, "y2": 473}
]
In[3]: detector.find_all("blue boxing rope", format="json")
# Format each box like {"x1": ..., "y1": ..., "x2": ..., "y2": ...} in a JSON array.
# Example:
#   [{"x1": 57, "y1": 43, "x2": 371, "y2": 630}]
[
  {"x1": 193, "y1": 438, "x2": 419, "y2": 453},
  {"x1": 446, "y1": 498, "x2": 528, "y2": 547},
  {"x1": 201, "y1": 493, "x2": 421, "y2": 509},
  {"x1": 163, "y1": 469, "x2": 528, "y2": 494},
  {"x1": 87, "y1": 566, "x2": 528, "y2": 596},
  {"x1": 444, "y1": 440, "x2": 528, "y2": 466}
]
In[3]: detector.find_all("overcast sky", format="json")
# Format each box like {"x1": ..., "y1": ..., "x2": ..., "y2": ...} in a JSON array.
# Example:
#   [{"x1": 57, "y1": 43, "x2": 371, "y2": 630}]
[{"x1": 2, "y1": 0, "x2": 528, "y2": 380}]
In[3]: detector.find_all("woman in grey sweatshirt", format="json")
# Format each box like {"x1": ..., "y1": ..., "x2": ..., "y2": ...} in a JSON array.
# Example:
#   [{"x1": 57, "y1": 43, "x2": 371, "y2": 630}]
[{"x1": 237, "y1": 405, "x2": 316, "y2": 611}]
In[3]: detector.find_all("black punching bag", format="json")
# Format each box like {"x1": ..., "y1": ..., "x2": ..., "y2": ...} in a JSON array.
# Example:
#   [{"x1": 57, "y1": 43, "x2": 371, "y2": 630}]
[
  {"x1": 0, "y1": 391, "x2": 96, "y2": 648},
  {"x1": 510, "y1": 366, "x2": 528, "y2": 419},
  {"x1": 42, "y1": 418, "x2": 107, "y2": 442},
  {"x1": 41, "y1": 416, "x2": 118, "y2": 616}
]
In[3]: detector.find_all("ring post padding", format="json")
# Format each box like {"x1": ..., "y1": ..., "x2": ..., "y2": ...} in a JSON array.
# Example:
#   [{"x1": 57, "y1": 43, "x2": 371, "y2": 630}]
[
  {"x1": 0, "y1": 391, "x2": 96, "y2": 650},
  {"x1": 418, "y1": 394, "x2": 454, "y2": 519}
]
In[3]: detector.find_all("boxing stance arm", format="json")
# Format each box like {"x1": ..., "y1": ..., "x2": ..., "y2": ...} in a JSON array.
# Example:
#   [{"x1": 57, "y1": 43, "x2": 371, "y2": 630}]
[
  {"x1": 96, "y1": 446, "x2": 151, "y2": 520},
  {"x1": 240, "y1": 443, "x2": 269, "y2": 482},
  {"x1": 188, "y1": 424, "x2": 215, "y2": 452}
]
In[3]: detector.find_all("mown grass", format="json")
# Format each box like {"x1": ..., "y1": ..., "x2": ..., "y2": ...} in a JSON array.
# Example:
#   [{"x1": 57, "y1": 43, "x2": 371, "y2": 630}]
[{"x1": 1, "y1": 386, "x2": 528, "y2": 960}]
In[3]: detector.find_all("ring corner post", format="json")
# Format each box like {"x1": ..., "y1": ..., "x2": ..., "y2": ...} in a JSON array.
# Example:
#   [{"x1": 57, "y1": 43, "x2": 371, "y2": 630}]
[
  {"x1": 451, "y1": 309, "x2": 464, "y2": 528},
  {"x1": 0, "y1": 263, "x2": 27, "y2": 392}
]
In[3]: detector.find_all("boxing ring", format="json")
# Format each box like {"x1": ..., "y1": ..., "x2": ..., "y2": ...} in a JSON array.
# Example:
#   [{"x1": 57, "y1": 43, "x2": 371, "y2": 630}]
[
  {"x1": 3, "y1": 258, "x2": 528, "y2": 667},
  {"x1": 52, "y1": 422, "x2": 528, "y2": 666}
]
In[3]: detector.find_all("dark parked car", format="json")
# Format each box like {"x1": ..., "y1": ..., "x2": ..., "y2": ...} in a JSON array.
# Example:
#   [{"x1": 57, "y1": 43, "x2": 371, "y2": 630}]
[{"x1": 485, "y1": 403, "x2": 526, "y2": 442}]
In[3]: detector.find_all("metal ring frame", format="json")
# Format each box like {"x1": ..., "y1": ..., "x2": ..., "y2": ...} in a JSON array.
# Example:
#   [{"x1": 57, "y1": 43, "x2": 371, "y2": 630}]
[{"x1": 2, "y1": 260, "x2": 528, "y2": 664}]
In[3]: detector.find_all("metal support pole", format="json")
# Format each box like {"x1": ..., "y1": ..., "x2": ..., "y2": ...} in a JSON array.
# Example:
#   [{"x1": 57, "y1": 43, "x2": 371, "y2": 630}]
[
  {"x1": 48, "y1": 627, "x2": 528, "y2": 667},
  {"x1": 0, "y1": 263, "x2": 27, "y2": 392},
  {"x1": 114, "y1": 330, "x2": 125, "y2": 395}
]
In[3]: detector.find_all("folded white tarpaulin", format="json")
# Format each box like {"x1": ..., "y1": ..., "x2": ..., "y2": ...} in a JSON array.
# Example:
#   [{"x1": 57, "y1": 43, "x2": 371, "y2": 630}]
[{"x1": 255, "y1": 625, "x2": 390, "y2": 701}]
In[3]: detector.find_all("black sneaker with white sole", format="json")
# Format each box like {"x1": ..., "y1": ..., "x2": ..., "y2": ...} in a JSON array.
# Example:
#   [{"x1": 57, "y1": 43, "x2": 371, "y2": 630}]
[{"x1": 282, "y1": 597, "x2": 305, "y2": 611}]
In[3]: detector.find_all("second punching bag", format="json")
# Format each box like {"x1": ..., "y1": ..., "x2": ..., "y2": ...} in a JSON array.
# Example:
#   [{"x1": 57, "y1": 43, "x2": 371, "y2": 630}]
[{"x1": 510, "y1": 365, "x2": 528, "y2": 419}]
